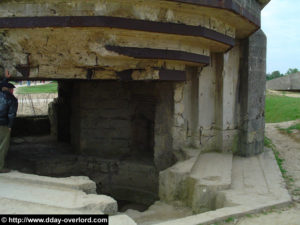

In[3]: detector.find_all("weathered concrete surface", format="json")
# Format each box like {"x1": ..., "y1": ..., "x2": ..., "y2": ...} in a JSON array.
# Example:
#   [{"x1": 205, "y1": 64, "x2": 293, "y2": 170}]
[
  {"x1": 266, "y1": 72, "x2": 300, "y2": 91},
  {"x1": 257, "y1": 0, "x2": 271, "y2": 8},
  {"x1": 153, "y1": 148, "x2": 291, "y2": 225},
  {"x1": 126, "y1": 201, "x2": 193, "y2": 225},
  {"x1": 172, "y1": 47, "x2": 241, "y2": 154},
  {"x1": 159, "y1": 152, "x2": 199, "y2": 204},
  {"x1": 69, "y1": 80, "x2": 174, "y2": 171},
  {"x1": 109, "y1": 215, "x2": 137, "y2": 225},
  {"x1": 0, "y1": 172, "x2": 118, "y2": 214},
  {"x1": 160, "y1": 152, "x2": 233, "y2": 213},
  {"x1": 0, "y1": 172, "x2": 136, "y2": 224},
  {"x1": 0, "y1": 0, "x2": 266, "y2": 79},
  {"x1": 188, "y1": 153, "x2": 233, "y2": 212},
  {"x1": 0, "y1": 171, "x2": 96, "y2": 194},
  {"x1": 219, "y1": 149, "x2": 291, "y2": 209},
  {"x1": 238, "y1": 29, "x2": 266, "y2": 156}
]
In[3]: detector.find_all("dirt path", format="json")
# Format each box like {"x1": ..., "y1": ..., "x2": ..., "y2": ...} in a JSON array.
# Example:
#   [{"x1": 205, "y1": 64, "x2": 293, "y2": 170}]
[
  {"x1": 267, "y1": 90, "x2": 300, "y2": 98},
  {"x1": 266, "y1": 120, "x2": 300, "y2": 192},
  {"x1": 227, "y1": 121, "x2": 300, "y2": 225}
]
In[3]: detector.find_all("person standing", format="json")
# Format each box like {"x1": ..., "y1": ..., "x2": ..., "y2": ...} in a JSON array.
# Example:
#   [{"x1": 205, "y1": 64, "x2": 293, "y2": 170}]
[{"x1": 0, "y1": 69, "x2": 18, "y2": 173}]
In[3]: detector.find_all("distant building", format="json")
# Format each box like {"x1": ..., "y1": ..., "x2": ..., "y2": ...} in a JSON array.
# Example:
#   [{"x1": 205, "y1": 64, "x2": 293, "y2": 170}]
[{"x1": 267, "y1": 72, "x2": 300, "y2": 91}]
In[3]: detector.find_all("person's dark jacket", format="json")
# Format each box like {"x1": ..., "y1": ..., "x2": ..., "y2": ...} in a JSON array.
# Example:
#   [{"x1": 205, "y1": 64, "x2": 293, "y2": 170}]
[{"x1": 0, "y1": 78, "x2": 18, "y2": 128}]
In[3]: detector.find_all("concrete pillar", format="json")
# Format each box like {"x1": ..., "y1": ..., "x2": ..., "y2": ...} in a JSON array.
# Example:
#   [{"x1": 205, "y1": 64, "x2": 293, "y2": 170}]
[
  {"x1": 182, "y1": 67, "x2": 199, "y2": 148},
  {"x1": 238, "y1": 29, "x2": 266, "y2": 156},
  {"x1": 48, "y1": 80, "x2": 73, "y2": 143},
  {"x1": 57, "y1": 81, "x2": 73, "y2": 142},
  {"x1": 154, "y1": 83, "x2": 175, "y2": 171}
]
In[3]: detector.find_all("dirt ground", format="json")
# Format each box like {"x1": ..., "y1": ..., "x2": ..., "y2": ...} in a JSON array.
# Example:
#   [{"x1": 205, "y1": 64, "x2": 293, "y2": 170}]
[
  {"x1": 226, "y1": 120, "x2": 300, "y2": 225},
  {"x1": 267, "y1": 90, "x2": 300, "y2": 98}
]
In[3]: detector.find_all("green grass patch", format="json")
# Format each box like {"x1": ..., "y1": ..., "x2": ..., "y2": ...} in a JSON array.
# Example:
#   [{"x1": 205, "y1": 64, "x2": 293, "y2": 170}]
[
  {"x1": 265, "y1": 95, "x2": 300, "y2": 123},
  {"x1": 278, "y1": 123, "x2": 300, "y2": 134},
  {"x1": 16, "y1": 82, "x2": 58, "y2": 94},
  {"x1": 225, "y1": 217, "x2": 234, "y2": 223}
]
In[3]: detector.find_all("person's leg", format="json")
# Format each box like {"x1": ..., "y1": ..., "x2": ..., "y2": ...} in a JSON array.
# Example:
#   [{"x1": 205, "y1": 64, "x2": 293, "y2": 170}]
[{"x1": 0, "y1": 126, "x2": 10, "y2": 170}]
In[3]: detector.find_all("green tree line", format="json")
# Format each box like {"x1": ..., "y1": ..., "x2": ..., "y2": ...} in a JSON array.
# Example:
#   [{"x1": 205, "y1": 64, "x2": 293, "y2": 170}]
[{"x1": 266, "y1": 68, "x2": 299, "y2": 80}]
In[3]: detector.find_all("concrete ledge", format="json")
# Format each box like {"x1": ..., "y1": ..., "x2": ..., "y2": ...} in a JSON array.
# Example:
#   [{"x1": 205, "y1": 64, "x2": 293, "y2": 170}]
[
  {"x1": 0, "y1": 171, "x2": 96, "y2": 194},
  {"x1": 0, "y1": 172, "x2": 117, "y2": 214},
  {"x1": 0, "y1": 197, "x2": 104, "y2": 214}
]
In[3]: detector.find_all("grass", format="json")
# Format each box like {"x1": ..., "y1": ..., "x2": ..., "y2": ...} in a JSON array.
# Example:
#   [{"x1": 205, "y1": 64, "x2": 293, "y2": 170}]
[
  {"x1": 16, "y1": 82, "x2": 58, "y2": 94},
  {"x1": 265, "y1": 95, "x2": 300, "y2": 123},
  {"x1": 224, "y1": 217, "x2": 234, "y2": 223},
  {"x1": 278, "y1": 123, "x2": 300, "y2": 134}
]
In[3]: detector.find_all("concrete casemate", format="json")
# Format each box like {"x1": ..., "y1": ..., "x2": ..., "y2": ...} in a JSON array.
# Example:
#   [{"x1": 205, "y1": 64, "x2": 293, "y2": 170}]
[
  {"x1": 267, "y1": 72, "x2": 300, "y2": 91},
  {"x1": 0, "y1": 0, "x2": 267, "y2": 159},
  {"x1": 0, "y1": 0, "x2": 283, "y2": 224}
]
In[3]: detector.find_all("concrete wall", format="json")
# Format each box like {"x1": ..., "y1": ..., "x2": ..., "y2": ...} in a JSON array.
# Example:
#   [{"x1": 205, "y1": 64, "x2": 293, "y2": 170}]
[
  {"x1": 69, "y1": 80, "x2": 175, "y2": 170},
  {"x1": 266, "y1": 72, "x2": 300, "y2": 91},
  {"x1": 172, "y1": 45, "x2": 241, "y2": 154}
]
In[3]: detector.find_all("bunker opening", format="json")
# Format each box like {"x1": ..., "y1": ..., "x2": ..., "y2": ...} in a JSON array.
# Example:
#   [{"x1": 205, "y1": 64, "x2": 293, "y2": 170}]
[{"x1": 7, "y1": 78, "x2": 176, "y2": 211}]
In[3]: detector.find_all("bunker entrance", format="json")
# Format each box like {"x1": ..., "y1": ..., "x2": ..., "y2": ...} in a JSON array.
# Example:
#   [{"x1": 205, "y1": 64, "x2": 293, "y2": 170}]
[
  {"x1": 7, "y1": 79, "x2": 175, "y2": 210},
  {"x1": 11, "y1": 80, "x2": 57, "y2": 137}
]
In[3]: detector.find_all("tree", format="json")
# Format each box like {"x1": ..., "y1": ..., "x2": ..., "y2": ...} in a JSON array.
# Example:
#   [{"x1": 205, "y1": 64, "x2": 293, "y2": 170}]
[
  {"x1": 266, "y1": 70, "x2": 283, "y2": 80},
  {"x1": 285, "y1": 68, "x2": 299, "y2": 75},
  {"x1": 266, "y1": 68, "x2": 299, "y2": 80}
]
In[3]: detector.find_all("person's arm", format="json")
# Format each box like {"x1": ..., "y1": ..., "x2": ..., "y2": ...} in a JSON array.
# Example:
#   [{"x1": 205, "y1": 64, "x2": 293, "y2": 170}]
[
  {"x1": 7, "y1": 97, "x2": 18, "y2": 129},
  {"x1": 3, "y1": 69, "x2": 11, "y2": 84}
]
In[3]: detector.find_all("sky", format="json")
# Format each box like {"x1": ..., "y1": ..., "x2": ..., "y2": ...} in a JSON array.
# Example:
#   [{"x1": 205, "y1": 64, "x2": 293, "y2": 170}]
[{"x1": 261, "y1": 0, "x2": 300, "y2": 74}]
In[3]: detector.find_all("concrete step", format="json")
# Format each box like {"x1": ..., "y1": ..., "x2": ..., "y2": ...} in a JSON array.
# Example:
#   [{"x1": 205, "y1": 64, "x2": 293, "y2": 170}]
[
  {"x1": 0, "y1": 171, "x2": 117, "y2": 215},
  {"x1": 187, "y1": 153, "x2": 233, "y2": 213},
  {"x1": 218, "y1": 149, "x2": 291, "y2": 208},
  {"x1": 159, "y1": 156, "x2": 198, "y2": 203},
  {"x1": 159, "y1": 152, "x2": 233, "y2": 213},
  {"x1": 190, "y1": 153, "x2": 232, "y2": 189}
]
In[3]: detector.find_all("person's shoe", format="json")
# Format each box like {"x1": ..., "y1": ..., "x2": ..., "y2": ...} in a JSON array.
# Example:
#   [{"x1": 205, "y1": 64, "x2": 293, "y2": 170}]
[{"x1": 0, "y1": 168, "x2": 11, "y2": 173}]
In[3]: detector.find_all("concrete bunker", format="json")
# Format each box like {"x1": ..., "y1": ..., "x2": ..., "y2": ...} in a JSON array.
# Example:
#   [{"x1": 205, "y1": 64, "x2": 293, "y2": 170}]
[{"x1": 0, "y1": 0, "x2": 270, "y2": 222}]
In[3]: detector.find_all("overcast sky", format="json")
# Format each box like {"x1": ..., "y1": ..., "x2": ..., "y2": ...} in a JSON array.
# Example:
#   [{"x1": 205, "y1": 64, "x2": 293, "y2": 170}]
[{"x1": 261, "y1": 0, "x2": 300, "y2": 74}]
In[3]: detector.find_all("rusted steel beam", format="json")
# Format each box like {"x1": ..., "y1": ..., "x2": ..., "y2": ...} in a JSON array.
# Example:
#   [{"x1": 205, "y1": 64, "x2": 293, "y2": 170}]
[
  {"x1": 0, "y1": 16, "x2": 235, "y2": 46},
  {"x1": 105, "y1": 46, "x2": 210, "y2": 65},
  {"x1": 167, "y1": 0, "x2": 260, "y2": 26}
]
